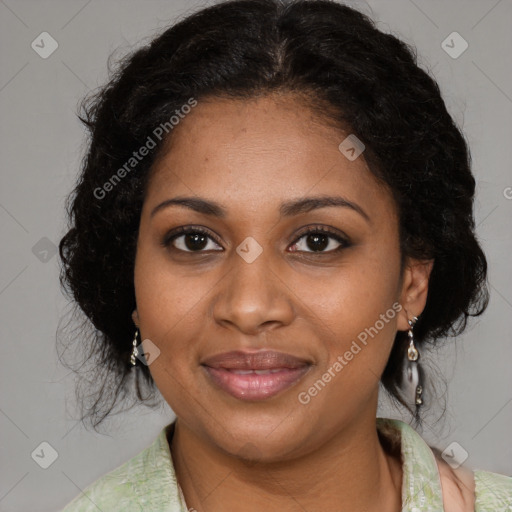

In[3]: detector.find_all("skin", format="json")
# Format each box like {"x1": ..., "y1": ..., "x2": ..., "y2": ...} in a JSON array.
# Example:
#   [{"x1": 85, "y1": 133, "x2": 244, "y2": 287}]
[{"x1": 131, "y1": 92, "x2": 434, "y2": 512}]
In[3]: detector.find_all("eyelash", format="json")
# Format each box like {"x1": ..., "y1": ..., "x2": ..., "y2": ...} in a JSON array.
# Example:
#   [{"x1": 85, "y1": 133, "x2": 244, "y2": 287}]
[{"x1": 161, "y1": 225, "x2": 351, "y2": 255}]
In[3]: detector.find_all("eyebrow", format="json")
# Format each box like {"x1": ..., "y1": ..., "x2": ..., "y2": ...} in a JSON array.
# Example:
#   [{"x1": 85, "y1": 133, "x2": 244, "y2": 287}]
[{"x1": 150, "y1": 195, "x2": 370, "y2": 223}]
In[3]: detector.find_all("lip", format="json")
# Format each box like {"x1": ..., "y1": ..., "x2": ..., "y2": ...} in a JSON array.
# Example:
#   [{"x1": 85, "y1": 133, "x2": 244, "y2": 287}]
[{"x1": 201, "y1": 350, "x2": 312, "y2": 401}]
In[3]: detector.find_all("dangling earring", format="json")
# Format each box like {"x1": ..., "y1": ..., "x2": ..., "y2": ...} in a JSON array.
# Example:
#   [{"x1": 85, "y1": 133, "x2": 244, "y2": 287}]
[
  {"x1": 401, "y1": 315, "x2": 424, "y2": 408},
  {"x1": 130, "y1": 328, "x2": 140, "y2": 367}
]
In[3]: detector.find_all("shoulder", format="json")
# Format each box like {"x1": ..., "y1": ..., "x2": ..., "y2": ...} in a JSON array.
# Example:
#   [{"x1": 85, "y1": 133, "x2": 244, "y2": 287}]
[
  {"x1": 61, "y1": 454, "x2": 144, "y2": 512},
  {"x1": 435, "y1": 456, "x2": 476, "y2": 512},
  {"x1": 377, "y1": 418, "x2": 511, "y2": 511},
  {"x1": 434, "y1": 449, "x2": 512, "y2": 512},
  {"x1": 61, "y1": 423, "x2": 182, "y2": 512},
  {"x1": 474, "y1": 469, "x2": 512, "y2": 511}
]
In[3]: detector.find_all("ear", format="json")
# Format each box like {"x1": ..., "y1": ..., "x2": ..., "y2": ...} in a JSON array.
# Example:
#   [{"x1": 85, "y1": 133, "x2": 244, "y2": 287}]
[
  {"x1": 131, "y1": 309, "x2": 139, "y2": 327},
  {"x1": 396, "y1": 257, "x2": 434, "y2": 332}
]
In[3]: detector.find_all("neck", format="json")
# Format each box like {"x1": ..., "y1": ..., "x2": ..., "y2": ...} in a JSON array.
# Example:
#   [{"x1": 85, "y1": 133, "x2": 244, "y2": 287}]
[{"x1": 170, "y1": 413, "x2": 402, "y2": 512}]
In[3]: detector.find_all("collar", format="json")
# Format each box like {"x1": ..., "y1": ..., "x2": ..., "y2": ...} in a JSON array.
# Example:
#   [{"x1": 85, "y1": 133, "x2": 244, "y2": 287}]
[
  {"x1": 153, "y1": 418, "x2": 444, "y2": 511},
  {"x1": 377, "y1": 418, "x2": 444, "y2": 511}
]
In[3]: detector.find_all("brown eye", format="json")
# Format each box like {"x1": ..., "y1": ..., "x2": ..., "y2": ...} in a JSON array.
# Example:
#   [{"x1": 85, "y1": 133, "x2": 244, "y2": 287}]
[
  {"x1": 289, "y1": 226, "x2": 351, "y2": 254},
  {"x1": 162, "y1": 227, "x2": 223, "y2": 253}
]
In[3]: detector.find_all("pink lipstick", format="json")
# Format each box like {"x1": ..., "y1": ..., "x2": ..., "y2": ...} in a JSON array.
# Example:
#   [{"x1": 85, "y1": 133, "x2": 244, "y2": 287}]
[{"x1": 201, "y1": 350, "x2": 311, "y2": 401}]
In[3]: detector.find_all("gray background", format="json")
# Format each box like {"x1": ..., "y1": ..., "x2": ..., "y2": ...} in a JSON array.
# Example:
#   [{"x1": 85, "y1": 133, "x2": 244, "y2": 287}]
[{"x1": 0, "y1": 0, "x2": 511, "y2": 510}]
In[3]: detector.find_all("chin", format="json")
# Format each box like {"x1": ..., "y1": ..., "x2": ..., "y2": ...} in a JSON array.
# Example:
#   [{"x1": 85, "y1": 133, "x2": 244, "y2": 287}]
[{"x1": 199, "y1": 408, "x2": 315, "y2": 464}]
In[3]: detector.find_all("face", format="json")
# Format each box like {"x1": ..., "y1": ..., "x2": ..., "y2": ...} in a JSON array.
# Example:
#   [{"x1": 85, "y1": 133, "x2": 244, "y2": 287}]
[{"x1": 133, "y1": 93, "x2": 432, "y2": 461}]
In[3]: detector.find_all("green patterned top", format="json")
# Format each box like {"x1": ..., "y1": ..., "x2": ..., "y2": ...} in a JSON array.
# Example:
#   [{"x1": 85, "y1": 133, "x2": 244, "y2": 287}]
[{"x1": 62, "y1": 418, "x2": 512, "y2": 511}]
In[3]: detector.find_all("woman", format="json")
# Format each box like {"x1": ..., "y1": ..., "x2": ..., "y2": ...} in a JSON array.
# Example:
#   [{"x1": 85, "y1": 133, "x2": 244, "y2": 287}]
[{"x1": 59, "y1": 0, "x2": 511, "y2": 510}]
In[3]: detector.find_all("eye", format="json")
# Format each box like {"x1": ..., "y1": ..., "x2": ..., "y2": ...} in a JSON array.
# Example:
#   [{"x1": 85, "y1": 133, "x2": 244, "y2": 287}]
[
  {"x1": 162, "y1": 225, "x2": 351, "y2": 255},
  {"x1": 162, "y1": 226, "x2": 223, "y2": 253},
  {"x1": 289, "y1": 226, "x2": 351, "y2": 254}
]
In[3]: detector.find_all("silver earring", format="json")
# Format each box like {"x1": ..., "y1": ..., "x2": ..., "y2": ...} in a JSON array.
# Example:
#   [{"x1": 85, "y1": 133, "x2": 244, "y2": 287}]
[
  {"x1": 130, "y1": 328, "x2": 140, "y2": 366},
  {"x1": 401, "y1": 315, "x2": 423, "y2": 408}
]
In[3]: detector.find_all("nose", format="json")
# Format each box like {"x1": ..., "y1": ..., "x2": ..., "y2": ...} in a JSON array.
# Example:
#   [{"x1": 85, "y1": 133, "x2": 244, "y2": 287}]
[{"x1": 212, "y1": 248, "x2": 295, "y2": 335}]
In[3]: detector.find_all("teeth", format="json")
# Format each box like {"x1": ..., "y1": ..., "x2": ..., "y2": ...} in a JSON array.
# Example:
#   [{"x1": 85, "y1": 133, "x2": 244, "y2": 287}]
[{"x1": 229, "y1": 369, "x2": 286, "y2": 375}]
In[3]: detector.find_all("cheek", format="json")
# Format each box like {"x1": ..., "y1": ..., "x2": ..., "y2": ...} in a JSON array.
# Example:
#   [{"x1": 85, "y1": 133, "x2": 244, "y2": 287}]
[
  {"x1": 296, "y1": 248, "x2": 401, "y2": 391},
  {"x1": 134, "y1": 261, "x2": 207, "y2": 414},
  {"x1": 133, "y1": 247, "x2": 207, "y2": 392},
  {"x1": 298, "y1": 252, "x2": 400, "y2": 339},
  {"x1": 296, "y1": 280, "x2": 400, "y2": 424},
  {"x1": 134, "y1": 236, "x2": 204, "y2": 335},
  {"x1": 136, "y1": 274, "x2": 206, "y2": 359}
]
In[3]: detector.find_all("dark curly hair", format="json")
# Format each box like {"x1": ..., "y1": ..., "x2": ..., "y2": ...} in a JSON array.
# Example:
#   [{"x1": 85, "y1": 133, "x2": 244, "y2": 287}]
[{"x1": 58, "y1": 0, "x2": 489, "y2": 430}]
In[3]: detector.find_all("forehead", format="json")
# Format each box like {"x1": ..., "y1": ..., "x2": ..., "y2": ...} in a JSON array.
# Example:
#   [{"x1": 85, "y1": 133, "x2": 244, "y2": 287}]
[{"x1": 144, "y1": 94, "x2": 396, "y2": 222}]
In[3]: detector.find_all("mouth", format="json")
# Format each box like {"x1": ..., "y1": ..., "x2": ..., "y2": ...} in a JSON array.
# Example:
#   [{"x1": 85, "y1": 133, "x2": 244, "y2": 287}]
[{"x1": 200, "y1": 350, "x2": 312, "y2": 401}]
